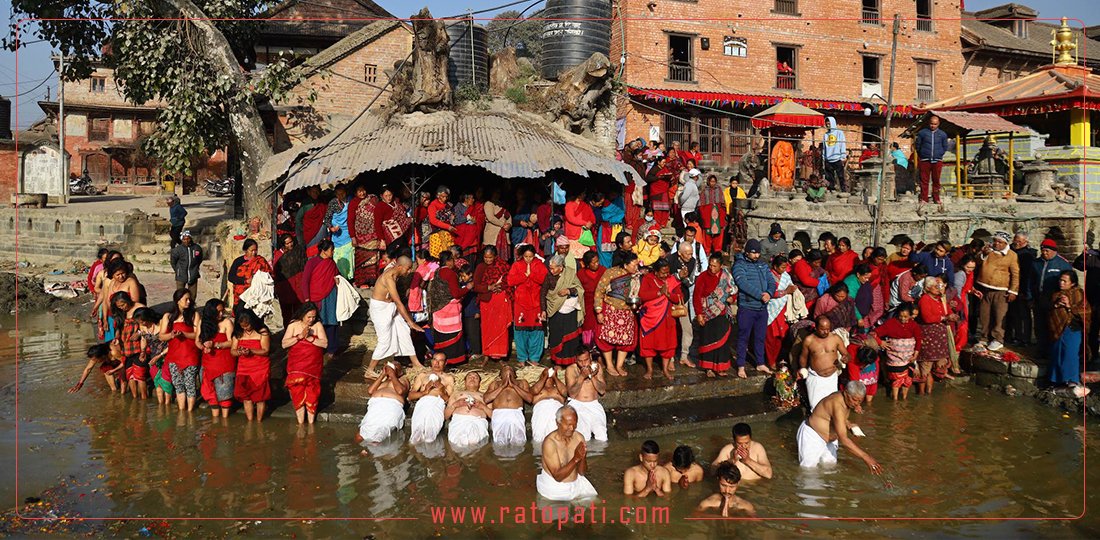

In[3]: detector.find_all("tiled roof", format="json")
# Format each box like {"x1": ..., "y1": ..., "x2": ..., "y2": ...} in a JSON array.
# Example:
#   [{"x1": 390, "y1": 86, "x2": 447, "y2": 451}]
[
  {"x1": 923, "y1": 64, "x2": 1098, "y2": 109},
  {"x1": 962, "y1": 14, "x2": 1100, "y2": 65}
]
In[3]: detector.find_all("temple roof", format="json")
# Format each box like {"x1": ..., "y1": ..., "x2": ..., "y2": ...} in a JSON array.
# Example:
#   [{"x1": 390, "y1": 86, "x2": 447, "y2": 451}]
[{"x1": 923, "y1": 64, "x2": 1099, "y2": 113}]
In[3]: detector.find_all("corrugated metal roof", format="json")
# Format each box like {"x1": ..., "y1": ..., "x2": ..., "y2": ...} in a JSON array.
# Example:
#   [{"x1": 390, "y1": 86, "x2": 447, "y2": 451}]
[
  {"x1": 923, "y1": 64, "x2": 1098, "y2": 110},
  {"x1": 265, "y1": 108, "x2": 643, "y2": 193}
]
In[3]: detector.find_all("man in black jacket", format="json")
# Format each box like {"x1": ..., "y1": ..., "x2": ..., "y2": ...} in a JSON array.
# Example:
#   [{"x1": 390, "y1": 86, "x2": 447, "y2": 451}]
[
  {"x1": 1073, "y1": 242, "x2": 1100, "y2": 365},
  {"x1": 170, "y1": 231, "x2": 203, "y2": 299},
  {"x1": 1006, "y1": 232, "x2": 1037, "y2": 345}
]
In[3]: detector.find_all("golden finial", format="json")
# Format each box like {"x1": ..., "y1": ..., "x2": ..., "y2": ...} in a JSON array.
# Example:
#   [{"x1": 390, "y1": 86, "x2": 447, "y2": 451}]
[{"x1": 1051, "y1": 17, "x2": 1077, "y2": 65}]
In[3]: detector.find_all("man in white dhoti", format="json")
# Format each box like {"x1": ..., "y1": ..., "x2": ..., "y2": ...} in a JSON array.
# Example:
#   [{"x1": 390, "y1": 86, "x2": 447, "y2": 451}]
[
  {"x1": 565, "y1": 351, "x2": 608, "y2": 442},
  {"x1": 531, "y1": 366, "x2": 567, "y2": 445},
  {"x1": 356, "y1": 363, "x2": 409, "y2": 444},
  {"x1": 446, "y1": 373, "x2": 491, "y2": 449},
  {"x1": 367, "y1": 257, "x2": 424, "y2": 377},
  {"x1": 798, "y1": 381, "x2": 882, "y2": 473},
  {"x1": 408, "y1": 353, "x2": 454, "y2": 444},
  {"x1": 484, "y1": 364, "x2": 532, "y2": 448},
  {"x1": 537, "y1": 406, "x2": 598, "y2": 501},
  {"x1": 797, "y1": 317, "x2": 849, "y2": 411}
]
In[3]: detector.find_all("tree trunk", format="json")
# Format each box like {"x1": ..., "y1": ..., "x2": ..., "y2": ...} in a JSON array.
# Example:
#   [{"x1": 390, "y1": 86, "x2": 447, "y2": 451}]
[{"x1": 163, "y1": 0, "x2": 273, "y2": 221}]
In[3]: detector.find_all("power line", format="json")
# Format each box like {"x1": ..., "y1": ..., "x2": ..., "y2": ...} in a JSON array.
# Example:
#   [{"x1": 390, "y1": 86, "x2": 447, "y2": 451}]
[{"x1": 1, "y1": 75, "x2": 50, "y2": 98}]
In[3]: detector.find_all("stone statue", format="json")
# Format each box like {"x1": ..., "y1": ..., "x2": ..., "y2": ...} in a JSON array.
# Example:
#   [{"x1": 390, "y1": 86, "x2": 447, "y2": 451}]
[
  {"x1": 539, "y1": 53, "x2": 613, "y2": 134},
  {"x1": 1018, "y1": 158, "x2": 1059, "y2": 202},
  {"x1": 389, "y1": 8, "x2": 452, "y2": 114}
]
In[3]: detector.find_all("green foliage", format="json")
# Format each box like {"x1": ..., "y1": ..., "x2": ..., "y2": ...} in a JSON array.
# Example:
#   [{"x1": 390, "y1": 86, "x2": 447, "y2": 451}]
[
  {"x1": 504, "y1": 85, "x2": 527, "y2": 104},
  {"x1": 485, "y1": 9, "x2": 545, "y2": 70},
  {"x1": 454, "y1": 83, "x2": 484, "y2": 104}
]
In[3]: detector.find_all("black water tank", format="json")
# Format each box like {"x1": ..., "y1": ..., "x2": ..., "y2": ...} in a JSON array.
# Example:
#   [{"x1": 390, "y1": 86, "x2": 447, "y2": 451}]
[
  {"x1": 0, "y1": 97, "x2": 11, "y2": 140},
  {"x1": 446, "y1": 19, "x2": 489, "y2": 93},
  {"x1": 540, "y1": 0, "x2": 613, "y2": 81}
]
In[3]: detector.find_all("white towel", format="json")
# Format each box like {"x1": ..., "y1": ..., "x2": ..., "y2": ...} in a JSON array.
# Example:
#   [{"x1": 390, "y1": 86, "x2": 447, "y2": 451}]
[
  {"x1": 491, "y1": 408, "x2": 527, "y2": 447},
  {"x1": 358, "y1": 397, "x2": 406, "y2": 444},
  {"x1": 531, "y1": 399, "x2": 564, "y2": 445},
  {"x1": 239, "y1": 270, "x2": 275, "y2": 319},
  {"x1": 536, "y1": 472, "x2": 598, "y2": 502},
  {"x1": 805, "y1": 368, "x2": 839, "y2": 412},
  {"x1": 409, "y1": 395, "x2": 446, "y2": 445},
  {"x1": 797, "y1": 421, "x2": 839, "y2": 468},
  {"x1": 567, "y1": 398, "x2": 608, "y2": 442},
  {"x1": 448, "y1": 413, "x2": 489, "y2": 448},
  {"x1": 370, "y1": 299, "x2": 416, "y2": 360},
  {"x1": 335, "y1": 275, "x2": 361, "y2": 322}
]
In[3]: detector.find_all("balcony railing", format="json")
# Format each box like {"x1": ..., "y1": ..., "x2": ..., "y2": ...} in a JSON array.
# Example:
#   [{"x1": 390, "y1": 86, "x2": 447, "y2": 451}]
[
  {"x1": 668, "y1": 61, "x2": 694, "y2": 82},
  {"x1": 776, "y1": 72, "x2": 797, "y2": 90},
  {"x1": 861, "y1": 9, "x2": 881, "y2": 25},
  {"x1": 774, "y1": 0, "x2": 797, "y2": 15},
  {"x1": 916, "y1": 18, "x2": 933, "y2": 32},
  {"x1": 917, "y1": 87, "x2": 934, "y2": 102}
]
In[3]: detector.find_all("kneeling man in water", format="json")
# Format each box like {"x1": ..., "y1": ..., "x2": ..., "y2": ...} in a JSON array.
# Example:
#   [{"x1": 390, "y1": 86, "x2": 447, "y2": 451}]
[
  {"x1": 797, "y1": 380, "x2": 882, "y2": 473},
  {"x1": 537, "y1": 406, "x2": 598, "y2": 501},
  {"x1": 408, "y1": 352, "x2": 454, "y2": 444},
  {"x1": 696, "y1": 461, "x2": 755, "y2": 517},
  {"x1": 356, "y1": 363, "x2": 409, "y2": 443},
  {"x1": 446, "y1": 373, "x2": 491, "y2": 449}
]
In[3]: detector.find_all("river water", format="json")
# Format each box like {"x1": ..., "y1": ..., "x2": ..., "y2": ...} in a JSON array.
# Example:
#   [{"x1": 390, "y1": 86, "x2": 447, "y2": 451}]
[{"x1": 3, "y1": 310, "x2": 1098, "y2": 538}]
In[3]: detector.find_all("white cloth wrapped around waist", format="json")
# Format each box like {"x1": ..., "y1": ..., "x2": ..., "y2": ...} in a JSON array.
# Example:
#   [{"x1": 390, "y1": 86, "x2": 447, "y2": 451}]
[
  {"x1": 567, "y1": 398, "x2": 608, "y2": 442},
  {"x1": 358, "y1": 396, "x2": 406, "y2": 443},
  {"x1": 536, "y1": 472, "x2": 598, "y2": 502},
  {"x1": 491, "y1": 408, "x2": 527, "y2": 447},
  {"x1": 370, "y1": 299, "x2": 416, "y2": 360},
  {"x1": 797, "y1": 421, "x2": 839, "y2": 468},
  {"x1": 531, "y1": 399, "x2": 565, "y2": 445},
  {"x1": 409, "y1": 395, "x2": 446, "y2": 445},
  {"x1": 805, "y1": 368, "x2": 839, "y2": 412},
  {"x1": 448, "y1": 413, "x2": 490, "y2": 448}
]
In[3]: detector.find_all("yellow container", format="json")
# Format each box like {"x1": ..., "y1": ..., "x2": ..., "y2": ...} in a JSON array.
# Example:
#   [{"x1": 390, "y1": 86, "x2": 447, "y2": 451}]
[{"x1": 163, "y1": 180, "x2": 176, "y2": 194}]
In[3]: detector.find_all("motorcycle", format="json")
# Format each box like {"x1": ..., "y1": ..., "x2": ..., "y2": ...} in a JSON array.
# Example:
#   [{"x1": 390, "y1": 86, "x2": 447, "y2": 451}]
[
  {"x1": 204, "y1": 177, "x2": 235, "y2": 197},
  {"x1": 69, "y1": 175, "x2": 99, "y2": 196}
]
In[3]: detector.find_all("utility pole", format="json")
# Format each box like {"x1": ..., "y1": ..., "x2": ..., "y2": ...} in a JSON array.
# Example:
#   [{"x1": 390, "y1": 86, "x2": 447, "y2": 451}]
[
  {"x1": 872, "y1": 13, "x2": 900, "y2": 247},
  {"x1": 59, "y1": 51, "x2": 68, "y2": 205}
]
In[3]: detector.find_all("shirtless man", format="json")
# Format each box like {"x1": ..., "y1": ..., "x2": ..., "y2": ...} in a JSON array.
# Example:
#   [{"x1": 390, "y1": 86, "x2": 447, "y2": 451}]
[
  {"x1": 530, "y1": 366, "x2": 567, "y2": 445},
  {"x1": 357, "y1": 362, "x2": 409, "y2": 443},
  {"x1": 565, "y1": 350, "x2": 608, "y2": 441},
  {"x1": 408, "y1": 353, "x2": 454, "y2": 444},
  {"x1": 797, "y1": 380, "x2": 882, "y2": 473},
  {"x1": 696, "y1": 462, "x2": 756, "y2": 517},
  {"x1": 664, "y1": 445, "x2": 705, "y2": 489},
  {"x1": 711, "y1": 422, "x2": 773, "y2": 480},
  {"x1": 368, "y1": 256, "x2": 424, "y2": 377},
  {"x1": 537, "y1": 406, "x2": 598, "y2": 501},
  {"x1": 485, "y1": 364, "x2": 534, "y2": 447},
  {"x1": 798, "y1": 317, "x2": 850, "y2": 411},
  {"x1": 623, "y1": 440, "x2": 671, "y2": 497},
  {"x1": 446, "y1": 373, "x2": 491, "y2": 448}
]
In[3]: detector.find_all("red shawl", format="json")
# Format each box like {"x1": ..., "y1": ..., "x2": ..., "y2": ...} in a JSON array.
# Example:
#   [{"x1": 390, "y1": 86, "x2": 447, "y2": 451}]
[
  {"x1": 565, "y1": 200, "x2": 595, "y2": 240},
  {"x1": 354, "y1": 195, "x2": 380, "y2": 247},
  {"x1": 301, "y1": 256, "x2": 338, "y2": 303},
  {"x1": 347, "y1": 196, "x2": 363, "y2": 242},
  {"x1": 472, "y1": 259, "x2": 511, "y2": 302},
  {"x1": 693, "y1": 269, "x2": 719, "y2": 317},
  {"x1": 374, "y1": 199, "x2": 411, "y2": 245},
  {"x1": 302, "y1": 203, "x2": 326, "y2": 244}
]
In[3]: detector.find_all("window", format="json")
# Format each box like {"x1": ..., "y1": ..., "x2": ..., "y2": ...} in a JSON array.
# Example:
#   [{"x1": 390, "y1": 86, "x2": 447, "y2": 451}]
[
  {"x1": 773, "y1": 0, "x2": 798, "y2": 15},
  {"x1": 90, "y1": 77, "x2": 105, "y2": 93},
  {"x1": 862, "y1": 55, "x2": 881, "y2": 84},
  {"x1": 698, "y1": 116, "x2": 723, "y2": 155},
  {"x1": 667, "y1": 34, "x2": 694, "y2": 82},
  {"x1": 1013, "y1": 20, "x2": 1029, "y2": 39},
  {"x1": 776, "y1": 46, "x2": 798, "y2": 90},
  {"x1": 916, "y1": 60, "x2": 935, "y2": 102},
  {"x1": 999, "y1": 69, "x2": 1018, "y2": 83},
  {"x1": 364, "y1": 64, "x2": 378, "y2": 83},
  {"x1": 861, "y1": 0, "x2": 880, "y2": 25},
  {"x1": 138, "y1": 120, "x2": 156, "y2": 137},
  {"x1": 723, "y1": 36, "x2": 747, "y2": 57},
  {"x1": 89, "y1": 117, "x2": 109, "y2": 141},
  {"x1": 916, "y1": 0, "x2": 933, "y2": 32},
  {"x1": 863, "y1": 125, "x2": 884, "y2": 146}
]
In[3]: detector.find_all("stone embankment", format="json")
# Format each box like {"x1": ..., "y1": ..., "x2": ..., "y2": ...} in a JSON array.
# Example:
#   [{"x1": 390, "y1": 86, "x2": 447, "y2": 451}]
[{"x1": 961, "y1": 349, "x2": 1099, "y2": 416}]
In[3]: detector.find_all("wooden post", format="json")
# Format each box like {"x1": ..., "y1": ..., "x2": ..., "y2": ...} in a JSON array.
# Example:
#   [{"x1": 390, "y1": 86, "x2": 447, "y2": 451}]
[
  {"x1": 1008, "y1": 134, "x2": 1015, "y2": 196},
  {"x1": 955, "y1": 133, "x2": 962, "y2": 199}
]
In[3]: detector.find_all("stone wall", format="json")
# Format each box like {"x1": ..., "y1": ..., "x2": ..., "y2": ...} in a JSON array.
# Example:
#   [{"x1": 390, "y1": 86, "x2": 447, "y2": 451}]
[
  {"x1": 962, "y1": 351, "x2": 1100, "y2": 416},
  {"x1": 0, "y1": 207, "x2": 169, "y2": 265}
]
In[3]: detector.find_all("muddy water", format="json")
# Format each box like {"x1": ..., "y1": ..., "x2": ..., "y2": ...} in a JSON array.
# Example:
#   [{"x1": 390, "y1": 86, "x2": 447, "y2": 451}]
[{"x1": 3, "y1": 311, "x2": 1099, "y2": 538}]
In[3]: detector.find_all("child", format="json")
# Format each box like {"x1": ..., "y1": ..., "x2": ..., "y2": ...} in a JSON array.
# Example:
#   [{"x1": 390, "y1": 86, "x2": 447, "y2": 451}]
[
  {"x1": 136, "y1": 307, "x2": 171, "y2": 405},
  {"x1": 874, "y1": 302, "x2": 922, "y2": 400},
  {"x1": 696, "y1": 461, "x2": 755, "y2": 517},
  {"x1": 805, "y1": 174, "x2": 827, "y2": 203},
  {"x1": 633, "y1": 225, "x2": 662, "y2": 267},
  {"x1": 69, "y1": 343, "x2": 125, "y2": 394},
  {"x1": 845, "y1": 343, "x2": 880, "y2": 405}
]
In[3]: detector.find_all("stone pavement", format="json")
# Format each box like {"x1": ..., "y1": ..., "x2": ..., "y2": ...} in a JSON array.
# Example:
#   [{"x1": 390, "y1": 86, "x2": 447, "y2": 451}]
[{"x1": 56, "y1": 193, "x2": 230, "y2": 225}]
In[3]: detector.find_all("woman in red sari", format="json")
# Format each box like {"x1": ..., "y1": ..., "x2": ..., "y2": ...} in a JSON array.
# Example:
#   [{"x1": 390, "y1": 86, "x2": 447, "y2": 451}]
[
  {"x1": 638, "y1": 259, "x2": 683, "y2": 380},
  {"x1": 452, "y1": 193, "x2": 482, "y2": 264},
  {"x1": 472, "y1": 245, "x2": 512, "y2": 361},
  {"x1": 195, "y1": 298, "x2": 236, "y2": 419},
  {"x1": 951, "y1": 255, "x2": 979, "y2": 359},
  {"x1": 646, "y1": 156, "x2": 674, "y2": 227},
  {"x1": 694, "y1": 253, "x2": 736, "y2": 377},
  {"x1": 282, "y1": 302, "x2": 328, "y2": 424},
  {"x1": 352, "y1": 188, "x2": 382, "y2": 286},
  {"x1": 697, "y1": 174, "x2": 727, "y2": 254},
  {"x1": 792, "y1": 249, "x2": 826, "y2": 310},
  {"x1": 595, "y1": 252, "x2": 642, "y2": 376},
  {"x1": 577, "y1": 251, "x2": 606, "y2": 347},
  {"x1": 158, "y1": 288, "x2": 199, "y2": 411},
  {"x1": 227, "y1": 239, "x2": 272, "y2": 308},
  {"x1": 232, "y1": 309, "x2": 271, "y2": 422},
  {"x1": 427, "y1": 187, "x2": 457, "y2": 258},
  {"x1": 916, "y1": 277, "x2": 959, "y2": 395}
]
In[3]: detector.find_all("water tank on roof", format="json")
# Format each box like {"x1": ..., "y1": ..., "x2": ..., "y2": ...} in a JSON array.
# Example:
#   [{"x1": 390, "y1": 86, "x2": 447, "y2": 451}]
[
  {"x1": 0, "y1": 97, "x2": 11, "y2": 140},
  {"x1": 540, "y1": 0, "x2": 613, "y2": 81},
  {"x1": 446, "y1": 18, "x2": 489, "y2": 93}
]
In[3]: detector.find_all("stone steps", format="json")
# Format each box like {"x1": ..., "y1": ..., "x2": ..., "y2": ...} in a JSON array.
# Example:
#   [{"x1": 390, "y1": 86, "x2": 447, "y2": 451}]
[{"x1": 611, "y1": 393, "x2": 780, "y2": 439}]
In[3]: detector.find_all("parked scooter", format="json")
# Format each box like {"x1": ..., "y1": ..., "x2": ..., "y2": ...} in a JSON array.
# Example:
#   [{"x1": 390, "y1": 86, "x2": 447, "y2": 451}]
[
  {"x1": 69, "y1": 174, "x2": 99, "y2": 196},
  {"x1": 204, "y1": 177, "x2": 235, "y2": 197}
]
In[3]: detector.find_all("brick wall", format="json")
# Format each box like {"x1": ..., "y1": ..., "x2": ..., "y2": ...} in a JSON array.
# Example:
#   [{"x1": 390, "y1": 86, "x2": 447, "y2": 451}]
[
  {"x1": 0, "y1": 145, "x2": 18, "y2": 202},
  {"x1": 960, "y1": 54, "x2": 1045, "y2": 94}
]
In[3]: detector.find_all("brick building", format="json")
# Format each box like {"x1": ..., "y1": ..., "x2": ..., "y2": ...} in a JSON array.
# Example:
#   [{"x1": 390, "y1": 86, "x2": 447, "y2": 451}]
[{"x1": 611, "y1": 0, "x2": 965, "y2": 168}]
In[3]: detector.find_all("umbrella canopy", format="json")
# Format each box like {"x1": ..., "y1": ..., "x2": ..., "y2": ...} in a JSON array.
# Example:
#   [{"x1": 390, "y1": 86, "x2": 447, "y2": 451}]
[{"x1": 751, "y1": 98, "x2": 826, "y2": 130}]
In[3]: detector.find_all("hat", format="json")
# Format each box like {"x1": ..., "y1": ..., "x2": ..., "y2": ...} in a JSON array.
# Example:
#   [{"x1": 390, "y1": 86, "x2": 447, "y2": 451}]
[
  {"x1": 646, "y1": 225, "x2": 661, "y2": 239},
  {"x1": 688, "y1": 168, "x2": 701, "y2": 178},
  {"x1": 1041, "y1": 238, "x2": 1058, "y2": 250},
  {"x1": 993, "y1": 231, "x2": 1011, "y2": 243},
  {"x1": 745, "y1": 239, "x2": 762, "y2": 254},
  {"x1": 769, "y1": 222, "x2": 783, "y2": 236},
  {"x1": 555, "y1": 235, "x2": 570, "y2": 247},
  {"x1": 180, "y1": 230, "x2": 192, "y2": 240}
]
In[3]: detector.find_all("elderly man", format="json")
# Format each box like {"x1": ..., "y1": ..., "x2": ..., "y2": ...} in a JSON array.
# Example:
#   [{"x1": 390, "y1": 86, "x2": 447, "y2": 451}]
[
  {"x1": 537, "y1": 406, "x2": 598, "y2": 501},
  {"x1": 1007, "y1": 232, "x2": 1038, "y2": 345},
  {"x1": 668, "y1": 241, "x2": 702, "y2": 369},
  {"x1": 367, "y1": 256, "x2": 424, "y2": 376},
  {"x1": 565, "y1": 350, "x2": 608, "y2": 441},
  {"x1": 797, "y1": 317, "x2": 850, "y2": 411},
  {"x1": 914, "y1": 115, "x2": 954, "y2": 204},
  {"x1": 356, "y1": 363, "x2": 409, "y2": 444},
  {"x1": 408, "y1": 352, "x2": 454, "y2": 445},
  {"x1": 445, "y1": 372, "x2": 491, "y2": 450},
  {"x1": 1032, "y1": 238, "x2": 1073, "y2": 349},
  {"x1": 975, "y1": 231, "x2": 1020, "y2": 352},
  {"x1": 484, "y1": 364, "x2": 533, "y2": 448},
  {"x1": 732, "y1": 239, "x2": 777, "y2": 378},
  {"x1": 797, "y1": 381, "x2": 882, "y2": 473}
]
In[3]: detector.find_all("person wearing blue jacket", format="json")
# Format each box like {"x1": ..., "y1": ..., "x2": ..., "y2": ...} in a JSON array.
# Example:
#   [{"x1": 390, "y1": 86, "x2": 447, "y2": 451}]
[
  {"x1": 732, "y1": 239, "x2": 777, "y2": 379},
  {"x1": 909, "y1": 240, "x2": 954, "y2": 279},
  {"x1": 914, "y1": 115, "x2": 955, "y2": 204},
  {"x1": 822, "y1": 117, "x2": 847, "y2": 192},
  {"x1": 1032, "y1": 238, "x2": 1074, "y2": 349}
]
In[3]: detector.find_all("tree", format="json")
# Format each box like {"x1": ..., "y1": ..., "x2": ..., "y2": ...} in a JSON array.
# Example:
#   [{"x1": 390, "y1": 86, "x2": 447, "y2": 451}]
[
  {"x1": 485, "y1": 9, "x2": 544, "y2": 69},
  {"x1": 7, "y1": 0, "x2": 301, "y2": 220}
]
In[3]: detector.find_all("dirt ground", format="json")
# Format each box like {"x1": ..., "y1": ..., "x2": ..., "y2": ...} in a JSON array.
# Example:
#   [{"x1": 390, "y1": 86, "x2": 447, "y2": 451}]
[{"x1": 0, "y1": 272, "x2": 75, "y2": 313}]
